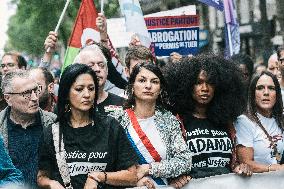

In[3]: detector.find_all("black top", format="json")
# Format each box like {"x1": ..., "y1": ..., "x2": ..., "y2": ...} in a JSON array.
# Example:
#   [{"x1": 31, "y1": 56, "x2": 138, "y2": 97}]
[
  {"x1": 39, "y1": 115, "x2": 138, "y2": 189},
  {"x1": 97, "y1": 93, "x2": 125, "y2": 116},
  {"x1": 182, "y1": 114, "x2": 232, "y2": 178},
  {"x1": 7, "y1": 109, "x2": 43, "y2": 188}
]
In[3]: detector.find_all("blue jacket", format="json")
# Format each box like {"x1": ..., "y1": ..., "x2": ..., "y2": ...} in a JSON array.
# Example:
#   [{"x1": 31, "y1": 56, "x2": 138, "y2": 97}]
[{"x1": 0, "y1": 135, "x2": 23, "y2": 186}]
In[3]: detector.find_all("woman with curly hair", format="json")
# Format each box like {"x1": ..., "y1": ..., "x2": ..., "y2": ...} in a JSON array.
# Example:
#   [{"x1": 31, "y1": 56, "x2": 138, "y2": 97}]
[
  {"x1": 163, "y1": 54, "x2": 252, "y2": 179},
  {"x1": 111, "y1": 62, "x2": 191, "y2": 188},
  {"x1": 235, "y1": 71, "x2": 284, "y2": 173}
]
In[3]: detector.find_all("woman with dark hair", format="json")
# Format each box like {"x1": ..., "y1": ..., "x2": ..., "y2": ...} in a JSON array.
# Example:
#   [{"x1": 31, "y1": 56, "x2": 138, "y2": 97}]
[
  {"x1": 37, "y1": 64, "x2": 138, "y2": 189},
  {"x1": 163, "y1": 54, "x2": 251, "y2": 179},
  {"x1": 235, "y1": 71, "x2": 284, "y2": 173},
  {"x1": 111, "y1": 62, "x2": 191, "y2": 188}
]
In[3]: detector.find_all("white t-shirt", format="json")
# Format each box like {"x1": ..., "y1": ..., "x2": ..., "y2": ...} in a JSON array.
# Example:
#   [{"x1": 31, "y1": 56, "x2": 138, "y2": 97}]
[
  {"x1": 128, "y1": 116, "x2": 167, "y2": 161},
  {"x1": 234, "y1": 113, "x2": 284, "y2": 165}
]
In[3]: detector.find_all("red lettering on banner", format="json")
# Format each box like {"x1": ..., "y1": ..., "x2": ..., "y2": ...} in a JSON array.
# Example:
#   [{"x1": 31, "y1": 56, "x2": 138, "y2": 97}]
[{"x1": 145, "y1": 15, "x2": 199, "y2": 29}]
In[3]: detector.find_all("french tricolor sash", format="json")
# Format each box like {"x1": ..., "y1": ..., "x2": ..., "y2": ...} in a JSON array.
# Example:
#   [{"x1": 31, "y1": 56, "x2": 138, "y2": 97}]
[{"x1": 125, "y1": 109, "x2": 167, "y2": 185}]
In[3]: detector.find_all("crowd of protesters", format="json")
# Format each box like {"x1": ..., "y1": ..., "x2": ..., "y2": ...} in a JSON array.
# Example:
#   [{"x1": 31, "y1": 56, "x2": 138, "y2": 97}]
[{"x1": 0, "y1": 12, "x2": 284, "y2": 189}]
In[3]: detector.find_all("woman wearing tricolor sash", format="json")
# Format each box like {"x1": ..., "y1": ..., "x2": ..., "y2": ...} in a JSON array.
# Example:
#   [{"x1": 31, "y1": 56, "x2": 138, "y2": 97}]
[{"x1": 111, "y1": 62, "x2": 192, "y2": 188}]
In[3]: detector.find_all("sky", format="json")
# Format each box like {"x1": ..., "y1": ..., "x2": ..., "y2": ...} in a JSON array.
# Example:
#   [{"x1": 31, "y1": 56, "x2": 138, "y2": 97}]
[{"x1": 0, "y1": 0, "x2": 16, "y2": 56}]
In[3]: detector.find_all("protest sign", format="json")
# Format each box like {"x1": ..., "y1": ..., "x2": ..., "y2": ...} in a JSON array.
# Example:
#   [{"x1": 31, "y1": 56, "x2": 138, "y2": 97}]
[
  {"x1": 119, "y1": 0, "x2": 151, "y2": 47},
  {"x1": 145, "y1": 15, "x2": 199, "y2": 56}
]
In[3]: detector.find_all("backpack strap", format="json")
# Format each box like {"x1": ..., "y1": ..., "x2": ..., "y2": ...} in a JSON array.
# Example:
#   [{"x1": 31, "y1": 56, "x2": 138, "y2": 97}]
[{"x1": 52, "y1": 124, "x2": 73, "y2": 189}]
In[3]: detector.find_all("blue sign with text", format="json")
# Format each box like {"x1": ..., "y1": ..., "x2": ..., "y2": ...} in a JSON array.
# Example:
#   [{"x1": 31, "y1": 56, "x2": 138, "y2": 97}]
[
  {"x1": 148, "y1": 27, "x2": 199, "y2": 56},
  {"x1": 145, "y1": 15, "x2": 200, "y2": 56}
]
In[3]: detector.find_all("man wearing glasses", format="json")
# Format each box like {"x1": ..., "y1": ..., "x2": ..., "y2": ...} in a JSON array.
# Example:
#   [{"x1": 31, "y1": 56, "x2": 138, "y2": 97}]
[
  {"x1": 0, "y1": 52, "x2": 27, "y2": 112},
  {"x1": 0, "y1": 70, "x2": 56, "y2": 188},
  {"x1": 1, "y1": 52, "x2": 27, "y2": 75}
]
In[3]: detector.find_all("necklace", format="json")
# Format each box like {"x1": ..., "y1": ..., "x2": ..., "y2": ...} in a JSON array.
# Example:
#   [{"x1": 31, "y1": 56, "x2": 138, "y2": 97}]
[
  {"x1": 69, "y1": 119, "x2": 94, "y2": 128},
  {"x1": 271, "y1": 143, "x2": 281, "y2": 162},
  {"x1": 255, "y1": 115, "x2": 281, "y2": 163},
  {"x1": 192, "y1": 112, "x2": 206, "y2": 119}
]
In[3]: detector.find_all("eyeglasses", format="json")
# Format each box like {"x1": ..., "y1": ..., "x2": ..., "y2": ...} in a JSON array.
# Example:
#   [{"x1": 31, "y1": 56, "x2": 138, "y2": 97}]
[
  {"x1": 1, "y1": 63, "x2": 16, "y2": 69},
  {"x1": 87, "y1": 62, "x2": 106, "y2": 69},
  {"x1": 5, "y1": 85, "x2": 42, "y2": 99}
]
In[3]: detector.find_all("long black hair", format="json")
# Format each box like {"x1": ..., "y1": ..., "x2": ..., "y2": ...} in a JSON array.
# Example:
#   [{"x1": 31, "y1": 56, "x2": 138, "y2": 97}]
[
  {"x1": 57, "y1": 64, "x2": 99, "y2": 141},
  {"x1": 124, "y1": 62, "x2": 170, "y2": 110},
  {"x1": 163, "y1": 53, "x2": 246, "y2": 125},
  {"x1": 246, "y1": 71, "x2": 284, "y2": 129}
]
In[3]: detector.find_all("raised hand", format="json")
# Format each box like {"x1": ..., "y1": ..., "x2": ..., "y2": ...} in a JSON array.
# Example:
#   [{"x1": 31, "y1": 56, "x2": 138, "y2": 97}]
[{"x1": 44, "y1": 31, "x2": 58, "y2": 53}]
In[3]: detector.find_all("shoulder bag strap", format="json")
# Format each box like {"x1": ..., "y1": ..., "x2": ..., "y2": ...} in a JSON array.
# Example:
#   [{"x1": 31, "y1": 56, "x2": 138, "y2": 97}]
[
  {"x1": 51, "y1": 124, "x2": 73, "y2": 189},
  {"x1": 254, "y1": 116, "x2": 281, "y2": 162},
  {"x1": 255, "y1": 116, "x2": 274, "y2": 145}
]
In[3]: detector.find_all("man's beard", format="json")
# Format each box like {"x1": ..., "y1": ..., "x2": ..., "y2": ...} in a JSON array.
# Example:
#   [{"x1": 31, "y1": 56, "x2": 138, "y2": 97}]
[{"x1": 39, "y1": 90, "x2": 49, "y2": 110}]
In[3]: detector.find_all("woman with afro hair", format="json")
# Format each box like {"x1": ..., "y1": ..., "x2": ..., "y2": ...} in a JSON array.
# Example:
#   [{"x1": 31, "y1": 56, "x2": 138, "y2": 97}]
[{"x1": 163, "y1": 54, "x2": 252, "y2": 180}]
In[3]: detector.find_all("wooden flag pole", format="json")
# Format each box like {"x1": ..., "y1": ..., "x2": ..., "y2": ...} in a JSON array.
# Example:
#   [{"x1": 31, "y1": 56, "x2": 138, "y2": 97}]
[
  {"x1": 101, "y1": 0, "x2": 104, "y2": 14},
  {"x1": 47, "y1": 0, "x2": 71, "y2": 52}
]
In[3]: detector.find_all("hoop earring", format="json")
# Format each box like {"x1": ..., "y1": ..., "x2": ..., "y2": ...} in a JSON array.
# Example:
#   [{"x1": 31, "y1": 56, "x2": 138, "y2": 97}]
[
  {"x1": 159, "y1": 90, "x2": 163, "y2": 99},
  {"x1": 65, "y1": 104, "x2": 71, "y2": 112}
]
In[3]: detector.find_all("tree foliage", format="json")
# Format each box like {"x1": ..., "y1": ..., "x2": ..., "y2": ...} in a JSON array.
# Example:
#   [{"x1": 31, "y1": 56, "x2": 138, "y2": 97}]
[{"x1": 6, "y1": 0, "x2": 120, "y2": 56}]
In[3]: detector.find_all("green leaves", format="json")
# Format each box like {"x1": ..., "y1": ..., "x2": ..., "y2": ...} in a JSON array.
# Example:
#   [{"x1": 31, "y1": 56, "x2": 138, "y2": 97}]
[{"x1": 6, "y1": 0, "x2": 120, "y2": 56}]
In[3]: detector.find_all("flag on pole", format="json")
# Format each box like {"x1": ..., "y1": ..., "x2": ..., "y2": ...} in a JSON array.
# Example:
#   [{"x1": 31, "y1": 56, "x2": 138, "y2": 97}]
[
  {"x1": 118, "y1": 0, "x2": 151, "y2": 48},
  {"x1": 62, "y1": 0, "x2": 126, "y2": 82},
  {"x1": 198, "y1": 0, "x2": 224, "y2": 11},
  {"x1": 105, "y1": 35, "x2": 128, "y2": 81},
  {"x1": 62, "y1": 0, "x2": 99, "y2": 71},
  {"x1": 224, "y1": 0, "x2": 240, "y2": 57}
]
